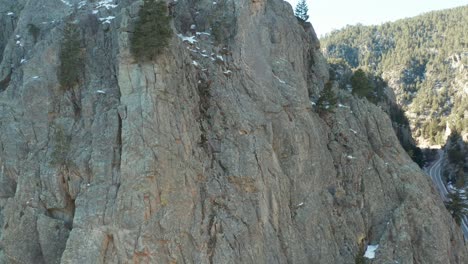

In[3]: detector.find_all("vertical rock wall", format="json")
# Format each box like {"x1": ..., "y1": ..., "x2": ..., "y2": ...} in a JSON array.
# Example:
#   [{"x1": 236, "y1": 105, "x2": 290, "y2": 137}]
[{"x1": 0, "y1": 0, "x2": 466, "y2": 263}]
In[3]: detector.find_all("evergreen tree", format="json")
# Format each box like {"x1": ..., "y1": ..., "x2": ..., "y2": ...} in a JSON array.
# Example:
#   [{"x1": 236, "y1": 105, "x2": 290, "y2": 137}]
[
  {"x1": 316, "y1": 81, "x2": 337, "y2": 113},
  {"x1": 445, "y1": 190, "x2": 468, "y2": 225},
  {"x1": 131, "y1": 0, "x2": 172, "y2": 61},
  {"x1": 350, "y1": 69, "x2": 372, "y2": 98},
  {"x1": 294, "y1": 0, "x2": 309, "y2": 22},
  {"x1": 58, "y1": 23, "x2": 83, "y2": 91}
]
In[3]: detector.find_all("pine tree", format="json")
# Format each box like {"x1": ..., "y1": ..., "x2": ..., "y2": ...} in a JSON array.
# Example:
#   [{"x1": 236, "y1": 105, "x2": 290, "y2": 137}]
[
  {"x1": 294, "y1": 0, "x2": 309, "y2": 22},
  {"x1": 131, "y1": 0, "x2": 172, "y2": 61},
  {"x1": 58, "y1": 23, "x2": 83, "y2": 91},
  {"x1": 445, "y1": 190, "x2": 468, "y2": 225},
  {"x1": 350, "y1": 69, "x2": 373, "y2": 98},
  {"x1": 316, "y1": 82, "x2": 337, "y2": 113}
]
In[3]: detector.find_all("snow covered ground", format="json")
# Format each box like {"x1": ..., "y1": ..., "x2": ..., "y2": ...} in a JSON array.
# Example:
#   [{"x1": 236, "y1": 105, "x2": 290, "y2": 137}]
[{"x1": 364, "y1": 244, "x2": 379, "y2": 259}]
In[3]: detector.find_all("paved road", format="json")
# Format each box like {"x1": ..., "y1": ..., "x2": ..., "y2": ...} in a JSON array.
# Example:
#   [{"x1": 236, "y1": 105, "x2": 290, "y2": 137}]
[{"x1": 425, "y1": 150, "x2": 468, "y2": 239}]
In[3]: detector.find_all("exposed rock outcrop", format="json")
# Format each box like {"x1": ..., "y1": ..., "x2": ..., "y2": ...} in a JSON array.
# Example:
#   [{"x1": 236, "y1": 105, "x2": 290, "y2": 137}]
[{"x1": 0, "y1": 0, "x2": 466, "y2": 263}]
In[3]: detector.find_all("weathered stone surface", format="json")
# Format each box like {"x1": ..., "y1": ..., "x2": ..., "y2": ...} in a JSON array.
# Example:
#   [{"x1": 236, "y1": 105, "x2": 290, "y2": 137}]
[
  {"x1": 0, "y1": 0, "x2": 466, "y2": 263},
  {"x1": 37, "y1": 214, "x2": 70, "y2": 264}
]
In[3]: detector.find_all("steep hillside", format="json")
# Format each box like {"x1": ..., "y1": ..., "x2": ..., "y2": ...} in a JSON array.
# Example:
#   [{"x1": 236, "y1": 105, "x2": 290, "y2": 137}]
[
  {"x1": 328, "y1": 61, "x2": 425, "y2": 167},
  {"x1": 0, "y1": 0, "x2": 466, "y2": 263},
  {"x1": 321, "y1": 5, "x2": 468, "y2": 145}
]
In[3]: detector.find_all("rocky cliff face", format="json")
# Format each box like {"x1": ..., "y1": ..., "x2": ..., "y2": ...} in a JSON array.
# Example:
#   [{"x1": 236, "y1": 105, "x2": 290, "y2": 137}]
[{"x1": 0, "y1": 0, "x2": 466, "y2": 263}]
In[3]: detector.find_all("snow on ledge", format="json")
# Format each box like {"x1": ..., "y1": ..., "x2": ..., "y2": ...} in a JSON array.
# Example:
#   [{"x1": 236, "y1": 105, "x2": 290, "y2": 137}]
[
  {"x1": 96, "y1": 0, "x2": 118, "y2": 9},
  {"x1": 60, "y1": 0, "x2": 72, "y2": 7},
  {"x1": 177, "y1": 34, "x2": 197, "y2": 44},
  {"x1": 78, "y1": 1, "x2": 87, "y2": 9},
  {"x1": 272, "y1": 74, "x2": 286, "y2": 84},
  {"x1": 364, "y1": 244, "x2": 379, "y2": 259},
  {"x1": 99, "y1": 16, "x2": 115, "y2": 24},
  {"x1": 338, "y1": 103, "x2": 350, "y2": 108}
]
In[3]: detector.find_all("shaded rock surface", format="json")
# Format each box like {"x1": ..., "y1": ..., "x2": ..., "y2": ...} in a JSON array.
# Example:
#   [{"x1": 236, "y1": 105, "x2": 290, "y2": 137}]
[{"x1": 0, "y1": 0, "x2": 466, "y2": 263}]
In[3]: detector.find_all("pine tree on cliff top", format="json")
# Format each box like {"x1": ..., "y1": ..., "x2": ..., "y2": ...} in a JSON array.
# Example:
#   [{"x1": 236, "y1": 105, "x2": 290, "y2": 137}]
[
  {"x1": 295, "y1": 0, "x2": 309, "y2": 22},
  {"x1": 131, "y1": 0, "x2": 172, "y2": 61}
]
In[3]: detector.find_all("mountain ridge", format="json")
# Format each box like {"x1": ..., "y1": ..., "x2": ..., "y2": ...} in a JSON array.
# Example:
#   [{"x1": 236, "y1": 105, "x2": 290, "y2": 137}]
[{"x1": 321, "y1": 5, "x2": 467, "y2": 145}]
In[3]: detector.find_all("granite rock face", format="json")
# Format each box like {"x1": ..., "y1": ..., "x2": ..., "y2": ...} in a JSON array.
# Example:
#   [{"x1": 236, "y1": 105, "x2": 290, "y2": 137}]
[{"x1": 0, "y1": 0, "x2": 466, "y2": 263}]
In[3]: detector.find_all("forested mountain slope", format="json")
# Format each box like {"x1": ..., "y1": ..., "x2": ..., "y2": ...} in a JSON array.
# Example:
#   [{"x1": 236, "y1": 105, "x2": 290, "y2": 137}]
[{"x1": 321, "y1": 5, "x2": 468, "y2": 145}]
